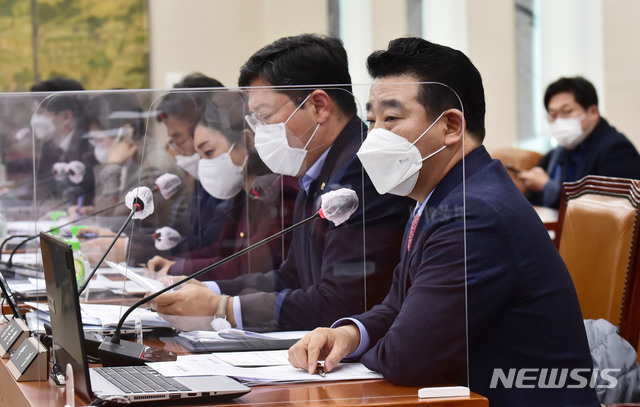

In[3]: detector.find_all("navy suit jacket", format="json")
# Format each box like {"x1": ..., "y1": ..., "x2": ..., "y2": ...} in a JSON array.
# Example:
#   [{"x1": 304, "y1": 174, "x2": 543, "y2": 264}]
[
  {"x1": 355, "y1": 146, "x2": 599, "y2": 406},
  {"x1": 217, "y1": 117, "x2": 413, "y2": 331},
  {"x1": 528, "y1": 118, "x2": 640, "y2": 208}
]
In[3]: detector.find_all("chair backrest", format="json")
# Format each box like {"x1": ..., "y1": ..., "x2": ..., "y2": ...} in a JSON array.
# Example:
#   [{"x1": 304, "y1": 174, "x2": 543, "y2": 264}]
[
  {"x1": 490, "y1": 147, "x2": 542, "y2": 193},
  {"x1": 557, "y1": 175, "x2": 640, "y2": 348}
]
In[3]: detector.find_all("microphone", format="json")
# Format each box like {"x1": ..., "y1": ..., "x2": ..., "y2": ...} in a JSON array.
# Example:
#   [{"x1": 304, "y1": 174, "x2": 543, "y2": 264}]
[
  {"x1": 153, "y1": 226, "x2": 182, "y2": 251},
  {"x1": 154, "y1": 173, "x2": 182, "y2": 200},
  {"x1": 52, "y1": 162, "x2": 68, "y2": 181},
  {"x1": 77, "y1": 187, "x2": 154, "y2": 296},
  {"x1": 66, "y1": 161, "x2": 86, "y2": 185},
  {"x1": 97, "y1": 188, "x2": 359, "y2": 367}
]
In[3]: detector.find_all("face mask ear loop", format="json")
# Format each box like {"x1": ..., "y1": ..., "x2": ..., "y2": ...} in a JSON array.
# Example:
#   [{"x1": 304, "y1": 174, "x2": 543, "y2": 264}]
[
  {"x1": 420, "y1": 145, "x2": 447, "y2": 162},
  {"x1": 303, "y1": 123, "x2": 320, "y2": 150},
  {"x1": 284, "y1": 93, "x2": 313, "y2": 126},
  {"x1": 411, "y1": 110, "x2": 448, "y2": 147}
]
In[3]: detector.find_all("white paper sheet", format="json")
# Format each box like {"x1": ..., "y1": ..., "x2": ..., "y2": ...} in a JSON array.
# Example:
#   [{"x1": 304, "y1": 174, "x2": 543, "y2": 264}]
[
  {"x1": 213, "y1": 350, "x2": 290, "y2": 367},
  {"x1": 148, "y1": 353, "x2": 383, "y2": 385}
]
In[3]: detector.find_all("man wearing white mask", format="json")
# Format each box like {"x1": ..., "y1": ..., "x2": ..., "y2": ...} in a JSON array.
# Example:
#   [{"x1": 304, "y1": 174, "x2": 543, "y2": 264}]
[
  {"x1": 519, "y1": 76, "x2": 640, "y2": 208},
  {"x1": 151, "y1": 34, "x2": 413, "y2": 333},
  {"x1": 288, "y1": 38, "x2": 599, "y2": 407}
]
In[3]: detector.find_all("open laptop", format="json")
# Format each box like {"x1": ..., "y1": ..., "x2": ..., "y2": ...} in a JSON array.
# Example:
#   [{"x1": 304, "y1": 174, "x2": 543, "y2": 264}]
[{"x1": 39, "y1": 232, "x2": 250, "y2": 404}]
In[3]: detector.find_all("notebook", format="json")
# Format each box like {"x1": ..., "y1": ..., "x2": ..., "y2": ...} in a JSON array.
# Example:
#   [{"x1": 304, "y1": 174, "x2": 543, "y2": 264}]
[{"x1": 39, "y1": 232, "x2": 250, "y2": 404}]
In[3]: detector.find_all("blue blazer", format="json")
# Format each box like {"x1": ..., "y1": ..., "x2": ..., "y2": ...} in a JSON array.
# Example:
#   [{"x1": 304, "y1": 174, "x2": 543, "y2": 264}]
[
  {"x1": 217, "y1": 117, "x2": 414, "y2": 331},
  {"x1": 528, "y1": 118, "x2": 640, "y2": 208},
  {"x1": 356, "y1": 146, "x2": 599, "y2": 406}
]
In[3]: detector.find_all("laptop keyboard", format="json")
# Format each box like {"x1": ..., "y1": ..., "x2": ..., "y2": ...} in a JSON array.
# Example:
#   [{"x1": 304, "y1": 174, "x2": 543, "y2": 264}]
[{"x1": 94, "y1": 365, "x2": 191, "y2": 394}]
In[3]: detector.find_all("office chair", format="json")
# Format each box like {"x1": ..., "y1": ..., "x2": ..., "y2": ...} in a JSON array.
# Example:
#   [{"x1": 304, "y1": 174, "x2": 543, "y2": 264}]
[
  {"x1": 556, "y1": 175, "x2": 640, "y2": 349},
  {"x1": 490, "y1": 147, "x2": 542, "y2": 193}
]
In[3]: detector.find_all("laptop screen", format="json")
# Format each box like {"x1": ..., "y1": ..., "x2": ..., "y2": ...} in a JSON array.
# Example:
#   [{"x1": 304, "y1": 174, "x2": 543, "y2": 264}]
[{"x1": 40, "y1": 232, "x2": 93, "y2": 401}]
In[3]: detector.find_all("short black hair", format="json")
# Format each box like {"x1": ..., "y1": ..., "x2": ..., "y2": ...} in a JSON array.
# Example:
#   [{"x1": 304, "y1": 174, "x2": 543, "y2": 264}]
[
  {"x1": 30, "y1": 77, "x2": 84, "y2": 92},
  {"x1": 543, "y1": 76, "x2": 598, "y2": 111},
  {"x1": 367, "y1": 37, "x2": 486, "y2": 142},
  {"x1": 157, "y1": 73, "x2": 225, "y2": 129},
  {"x1": 173, "y1": 72, "x2": 224, "y2": 89},
  {"x1": 197, "y1": 92, "x2": 247, "y2": 145},
  {"x1": 238, "y1": 33, "x2": 356, "y2": 116}
]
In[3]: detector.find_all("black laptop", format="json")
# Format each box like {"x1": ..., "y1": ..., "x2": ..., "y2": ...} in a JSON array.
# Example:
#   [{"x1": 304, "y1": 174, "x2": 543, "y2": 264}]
[{"x1": 39, "y1": 232, "x2": 250, "y2": 404}]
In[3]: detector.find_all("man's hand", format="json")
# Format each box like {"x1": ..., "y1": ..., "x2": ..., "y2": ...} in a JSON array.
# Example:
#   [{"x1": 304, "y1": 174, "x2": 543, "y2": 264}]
[
  {"x1": 518, "y1": 167, "x2": 550, "y2": 192},
  {"x1": 151, "y1": 284, "x2": 235, "y2": 330},
  {"x1": 288, "y1": 325, "x2": 360, "y2": 374},
  {"x1": 146, "y1": 255, "x2": 175, "y2": 276}
]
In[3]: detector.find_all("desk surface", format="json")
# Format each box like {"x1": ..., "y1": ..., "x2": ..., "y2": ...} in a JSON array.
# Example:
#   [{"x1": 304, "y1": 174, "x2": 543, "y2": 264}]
[{"x1": 1, "y1": 347, "x2": 487, "y2": 407}]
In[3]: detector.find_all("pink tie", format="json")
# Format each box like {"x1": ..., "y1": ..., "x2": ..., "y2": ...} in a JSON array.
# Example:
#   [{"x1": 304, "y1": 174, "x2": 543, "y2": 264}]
[{"x1": 407, "y1": 213, "x2": 421, "y2": 252}]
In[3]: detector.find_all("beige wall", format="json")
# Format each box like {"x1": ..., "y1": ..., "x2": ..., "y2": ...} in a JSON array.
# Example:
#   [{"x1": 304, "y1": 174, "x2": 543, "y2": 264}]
[
  {"x1": 466, "y1": 0, "x2": 517, "y2": 153},
  {"x1": 603, "y1": 0, "x2": 640, "y2": 149},
  {"x1": 149, "y1": 0, "x2": 329, "y2": 89},
  {"x1": 148, "y1": 0, "x2": 639, "y2": 151}
]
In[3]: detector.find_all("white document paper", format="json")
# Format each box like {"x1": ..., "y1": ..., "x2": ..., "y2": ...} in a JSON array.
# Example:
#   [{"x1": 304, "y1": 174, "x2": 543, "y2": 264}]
[
  {"x1": 148, "y1": 353, "x2": 383, "y2": 385},
  {"x1": 213, "y1": 350, "x2": 290, "y2": 367},
  {"x1": 104, "y1": 261, "x2": 165, "y2": 293}
]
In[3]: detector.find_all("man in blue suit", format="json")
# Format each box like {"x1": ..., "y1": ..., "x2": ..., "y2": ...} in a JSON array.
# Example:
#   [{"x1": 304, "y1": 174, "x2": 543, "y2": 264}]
[
  {"x1": 289, "y1": 38, "x2": 599, "y2": 406},
  {"x1": 520, "y1": 76, "x2": 640, "y2": 208},
  {"x1": 151, "y1": 34, "x2": 412, "y2": 332}
]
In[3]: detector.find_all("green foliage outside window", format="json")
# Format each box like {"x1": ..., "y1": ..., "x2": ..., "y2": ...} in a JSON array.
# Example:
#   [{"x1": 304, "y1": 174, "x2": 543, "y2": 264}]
[{"x1": 0, "y1": 0, "x2": 149, "y2": 92}]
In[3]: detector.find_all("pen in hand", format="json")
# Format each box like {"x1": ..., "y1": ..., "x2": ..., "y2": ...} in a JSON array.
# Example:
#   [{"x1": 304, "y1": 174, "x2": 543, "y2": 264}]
[{"x1": 316, "y1": 362, "x2": 326, "y2": 377}]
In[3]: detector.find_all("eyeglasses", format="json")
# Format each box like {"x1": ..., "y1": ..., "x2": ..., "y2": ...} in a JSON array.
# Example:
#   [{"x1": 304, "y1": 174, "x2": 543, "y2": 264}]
[
  {"x1": 547, "y1": 107, "x2": 585, "y2": 122},
  {"x1": 243, "y1": 95, "x2": 310, "y2": 132}
]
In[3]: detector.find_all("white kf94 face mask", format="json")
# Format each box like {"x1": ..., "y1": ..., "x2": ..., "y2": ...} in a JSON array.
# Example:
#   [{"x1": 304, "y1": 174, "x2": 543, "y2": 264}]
[
  {"x1": 175, "y1": 152, "x2": 200, "y2": 179},
  {"x1": 550, "y1": 114, "x2": 587, "y2": 150},
  {"x1": 357, "y1": 111, "x2": 447, "y2": 196},
  {"x1": 249, "y1": 94, "x2": 319, "y2": 177},
  {"x1": 197, "y1": 144, "x2": 246, "y2": 200}
]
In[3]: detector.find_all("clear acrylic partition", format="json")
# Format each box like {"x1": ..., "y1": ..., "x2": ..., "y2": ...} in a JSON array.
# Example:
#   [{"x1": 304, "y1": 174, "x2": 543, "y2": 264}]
[{"x1": 0, "y1": 83, "x2": 470, "y2": 403}]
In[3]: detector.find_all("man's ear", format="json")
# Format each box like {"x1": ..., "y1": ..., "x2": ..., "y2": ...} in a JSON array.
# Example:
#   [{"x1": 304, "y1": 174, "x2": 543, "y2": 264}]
[
  {"x1": 442, "y1": 109, "x2": 465, "y2": 146},
  {"x1": 307, "y1": 90, "x2": 332, "y2": 124},
  {"x1": 587, "y1": 104, "x2": 599, "y2": 118}
]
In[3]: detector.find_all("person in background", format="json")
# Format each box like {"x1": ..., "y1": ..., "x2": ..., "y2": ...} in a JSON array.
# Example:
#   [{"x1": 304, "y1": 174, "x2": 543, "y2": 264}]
[
  {"x1": 519, "y1": 76, "x2": 640, "y2": 208},
  {"x1": 29, "y1": 77, "x2": 96, "y2": 209},
  {"x1": 150, "y1": 34, "x2": 413, "y2": 333},
  {"x1": 147, "y1": 93, "x2": 298, "y2": 282},
  {"x1": 78, "y1": 92, "x2": 189, "y2": 265},
  {"x1": 154, "y1": 72, "x2": 230, "y2": 254},
  {"x1": 288, "y1": 38, "x2": 599, "y2": 407}
]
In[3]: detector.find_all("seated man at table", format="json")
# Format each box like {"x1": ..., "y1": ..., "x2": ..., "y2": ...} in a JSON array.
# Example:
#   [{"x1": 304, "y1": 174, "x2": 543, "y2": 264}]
[
  {"x1": 288, "y1": 38, "x2": 599, "y2": 407},
  {"x1": 150, "y1": 34, "x2": 413, "y2": 332},
  {"x1": 519, "y1": 76, "x2": 640, "y2": 208}
]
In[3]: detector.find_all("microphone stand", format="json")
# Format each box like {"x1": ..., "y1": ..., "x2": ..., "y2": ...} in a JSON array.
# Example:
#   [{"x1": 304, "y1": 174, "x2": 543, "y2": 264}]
[
  {"x1": 77, "y1": 205, "x2": 141, "y2": 296},
  {"x1": 99, "y1": 212, "x2": 320, "y2": 366}
]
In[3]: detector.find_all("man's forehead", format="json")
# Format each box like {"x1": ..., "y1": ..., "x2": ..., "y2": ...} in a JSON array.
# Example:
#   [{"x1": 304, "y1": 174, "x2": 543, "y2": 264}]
[
  {"x1": 247, "y1": 88, "x2": 288, "y2": 111},
  {"x1": 367, "y1": 80, "x2": 419, "y2": 112},
  {"x1": 548, "y1": 92, "x2": 579, "y2": 109}
]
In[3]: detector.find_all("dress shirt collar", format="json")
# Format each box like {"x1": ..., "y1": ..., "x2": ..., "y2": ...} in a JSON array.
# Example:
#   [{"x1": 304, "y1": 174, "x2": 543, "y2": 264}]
[{"x1": 300, "y1": 146, "x2": 332, "y2": 194}]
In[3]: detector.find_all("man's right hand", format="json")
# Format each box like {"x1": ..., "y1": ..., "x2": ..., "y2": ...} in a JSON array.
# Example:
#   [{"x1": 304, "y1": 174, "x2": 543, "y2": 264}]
[
  {"x1": 288, "y1": 325, "x2": 360, "y2": 374},
  {"x1": 518, "y1": 166, "x2": 550, "y2": 192}
]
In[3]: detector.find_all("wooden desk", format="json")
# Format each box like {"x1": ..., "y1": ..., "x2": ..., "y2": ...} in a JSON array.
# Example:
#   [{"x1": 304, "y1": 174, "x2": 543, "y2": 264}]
[{"x1": 1, "y1": 350, "x2": 487, "y2": 407}]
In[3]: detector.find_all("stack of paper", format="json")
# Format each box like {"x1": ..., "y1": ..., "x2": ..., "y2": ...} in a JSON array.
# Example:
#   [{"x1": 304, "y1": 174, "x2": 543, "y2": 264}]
[
  {"x1": 176, "y1": 329, "x2": 307, "y2": 352},
  {"x1": 24, "y1": 302, "x2": 171, "y2": 333},
  {"x1": 148, "y1": 351, "x2": 383, "y2": 386}
]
